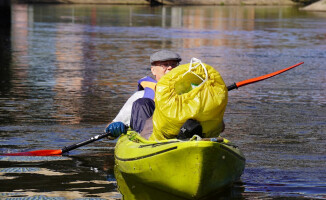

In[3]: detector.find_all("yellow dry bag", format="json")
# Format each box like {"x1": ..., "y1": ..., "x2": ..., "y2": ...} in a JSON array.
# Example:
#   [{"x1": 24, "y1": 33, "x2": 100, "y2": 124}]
[{"x1": 149, "y1": 58, "x2": 228, "y2": 141}]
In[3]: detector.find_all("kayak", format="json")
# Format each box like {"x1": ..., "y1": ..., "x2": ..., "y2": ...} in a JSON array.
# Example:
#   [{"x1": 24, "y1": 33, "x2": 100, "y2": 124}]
[{"x1": 114, "y1": 131, "x2": 245, "y2": 199}]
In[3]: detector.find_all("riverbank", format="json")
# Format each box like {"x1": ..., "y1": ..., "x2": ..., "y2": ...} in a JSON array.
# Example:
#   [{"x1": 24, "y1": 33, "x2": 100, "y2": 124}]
[
  {"x1": 13, "y1": 0, "x2": 297, "y2": 5},
  {"x1": 301, "y1": 0, "x2": 326, "y2": 11},
  {"x1": 157, "y1": 0, "x2": 296, "y2": 5}
]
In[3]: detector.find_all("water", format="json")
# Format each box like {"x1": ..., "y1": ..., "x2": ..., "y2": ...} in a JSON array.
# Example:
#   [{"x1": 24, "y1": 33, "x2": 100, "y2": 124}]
[{"x1": 0, "y1": 4, "x2": 325, "y2": 200}]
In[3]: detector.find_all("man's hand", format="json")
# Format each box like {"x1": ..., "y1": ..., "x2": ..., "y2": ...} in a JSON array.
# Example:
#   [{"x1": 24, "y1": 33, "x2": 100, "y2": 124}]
[{"x1": 105, "y1": 122, "x2": 127, "y2": 138}]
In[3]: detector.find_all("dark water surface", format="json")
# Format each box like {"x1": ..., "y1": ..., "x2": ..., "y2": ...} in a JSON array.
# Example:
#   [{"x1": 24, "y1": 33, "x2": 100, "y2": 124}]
[{"x1": 0, "y1": 4, "x2": 325, "y2": 200}]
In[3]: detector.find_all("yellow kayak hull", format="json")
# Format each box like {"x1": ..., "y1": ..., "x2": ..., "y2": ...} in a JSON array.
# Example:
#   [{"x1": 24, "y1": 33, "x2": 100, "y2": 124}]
[{"x1": 114, "y1": 131, "x2": 245, "y2": 199}]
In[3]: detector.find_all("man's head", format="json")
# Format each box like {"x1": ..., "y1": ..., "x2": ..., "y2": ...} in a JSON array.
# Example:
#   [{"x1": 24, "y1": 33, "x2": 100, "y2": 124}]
[{"x1": 150, "y1": 50, "x2": 182, "y2": 81}]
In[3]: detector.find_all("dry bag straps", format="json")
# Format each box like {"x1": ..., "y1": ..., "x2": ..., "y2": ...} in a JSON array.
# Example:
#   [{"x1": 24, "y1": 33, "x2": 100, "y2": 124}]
[{"x1": 182, "y1": 58, "x2": 208, "y2": 87}]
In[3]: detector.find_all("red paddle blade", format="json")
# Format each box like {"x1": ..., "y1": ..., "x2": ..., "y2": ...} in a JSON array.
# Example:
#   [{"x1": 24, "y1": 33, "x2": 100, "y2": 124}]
[
  {"x1": 236, "y1": 62, "x2": 304, "y2": 88},
  {"x1": 1, "y1": 149, "x2": 63, "y2": 156}
]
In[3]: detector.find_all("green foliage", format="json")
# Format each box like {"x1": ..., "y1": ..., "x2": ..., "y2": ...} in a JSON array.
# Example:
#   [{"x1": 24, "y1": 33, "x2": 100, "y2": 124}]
[{"x1": 291, "y1": 0, "x2": 320, "y2": 5}]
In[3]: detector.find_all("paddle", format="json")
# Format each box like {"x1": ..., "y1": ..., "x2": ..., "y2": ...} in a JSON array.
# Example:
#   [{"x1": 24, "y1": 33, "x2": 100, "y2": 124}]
[
  {"x1": 1, "y1": 62, "x2": 303, "y2": 156},
  {"x1": 227, "y1": 62, "x2": 304, "y2": 91},
  {"x1": 1, "y1": 132, "x2": 111, "y2": 156}
]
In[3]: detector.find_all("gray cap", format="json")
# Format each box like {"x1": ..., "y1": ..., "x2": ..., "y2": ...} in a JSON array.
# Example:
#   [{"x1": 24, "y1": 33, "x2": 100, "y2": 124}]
[{"x1": 150, "y1": 50, "x2": 182, "y2": 64}]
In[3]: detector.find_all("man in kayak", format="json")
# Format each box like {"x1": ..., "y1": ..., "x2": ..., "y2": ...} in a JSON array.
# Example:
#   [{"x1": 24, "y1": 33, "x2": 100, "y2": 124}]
[{"x1": 105, "y1": 50, "x2": 182, "y2": 138}]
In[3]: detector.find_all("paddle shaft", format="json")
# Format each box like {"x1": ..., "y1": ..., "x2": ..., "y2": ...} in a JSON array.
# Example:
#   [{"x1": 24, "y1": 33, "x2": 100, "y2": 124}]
[
  {"x1": 1, "y1": 132, "x2": 112, "y2": 156},
  {"x1": 227, "y1": 62, "x2": 304, "y2": 91},
  {"x1": 61, "y1": 132, "x2": 111, "y2": 154},
  {"x1": 61, "y1": 62, "x2": 304, "y2": 154},
  {"x1": 2, "y1": 62, "x2": 303, "y2": 156}
]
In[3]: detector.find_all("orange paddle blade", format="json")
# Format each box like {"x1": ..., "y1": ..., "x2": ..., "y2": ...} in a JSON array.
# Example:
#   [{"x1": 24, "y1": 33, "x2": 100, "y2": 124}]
[
  {"x1": 236, "y1": 62, "x2": 304, "y2": 88},
  {"x1": 2, "y1": 149, "x2": 63, "y2": 156}
]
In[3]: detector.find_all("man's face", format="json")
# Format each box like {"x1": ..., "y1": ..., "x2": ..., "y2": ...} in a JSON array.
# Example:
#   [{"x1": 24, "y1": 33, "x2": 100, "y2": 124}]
[{"x1": 151, "y1": 60, "x2": 179, "y2": 81}]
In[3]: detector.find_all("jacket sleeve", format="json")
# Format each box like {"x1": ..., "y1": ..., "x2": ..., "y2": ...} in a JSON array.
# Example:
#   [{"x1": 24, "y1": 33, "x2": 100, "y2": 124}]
[{"x1": 112, "y1": 90, "x2": 145, "y2": 125}]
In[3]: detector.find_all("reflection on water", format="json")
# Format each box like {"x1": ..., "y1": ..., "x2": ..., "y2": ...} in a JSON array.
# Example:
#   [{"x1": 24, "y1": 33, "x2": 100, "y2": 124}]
[
  {"x1": 0, "y1": 3, "x2": 325, "y2": 200},
  {"x1": 0, "y1": 153, "x2": 119, "y2": 199},
  {"x1": 4, "y1": 4, "x2": 326, "y2": 125}
]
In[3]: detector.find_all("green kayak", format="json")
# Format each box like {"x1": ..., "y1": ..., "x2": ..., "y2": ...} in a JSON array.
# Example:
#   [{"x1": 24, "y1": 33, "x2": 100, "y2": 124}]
[{"x1": 114, "y1": 131, "x2": 245, "y2": 199}]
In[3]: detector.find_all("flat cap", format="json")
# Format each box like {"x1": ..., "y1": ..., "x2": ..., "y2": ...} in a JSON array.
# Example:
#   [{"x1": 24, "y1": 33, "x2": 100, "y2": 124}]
[{"x1": 150, "y1": 50, "x2": 182, "y2": 64}]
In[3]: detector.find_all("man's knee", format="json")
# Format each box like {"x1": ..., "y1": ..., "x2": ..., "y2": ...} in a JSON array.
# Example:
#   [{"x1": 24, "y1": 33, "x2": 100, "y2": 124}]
[
  {"x1": 133, "y1": 98, "x2": 155, "y2": 113},
  {"x1": 130, "y1": 98, "x2": 155, "y2": 132}
]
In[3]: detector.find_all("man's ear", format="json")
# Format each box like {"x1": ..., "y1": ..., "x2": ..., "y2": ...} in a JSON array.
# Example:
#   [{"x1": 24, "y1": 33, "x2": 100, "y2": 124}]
[{"x1": 151, "y1": 67, "x2": 156, "y2": 76}]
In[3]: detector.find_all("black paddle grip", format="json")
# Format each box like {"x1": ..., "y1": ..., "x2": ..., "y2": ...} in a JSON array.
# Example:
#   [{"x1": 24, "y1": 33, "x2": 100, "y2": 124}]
[
  {"x1": 61, "y1": 132, "x2": 110, "y2": 154},
  {"x1": 227, "y1": 83, "x2": 238, "y2": 91}
]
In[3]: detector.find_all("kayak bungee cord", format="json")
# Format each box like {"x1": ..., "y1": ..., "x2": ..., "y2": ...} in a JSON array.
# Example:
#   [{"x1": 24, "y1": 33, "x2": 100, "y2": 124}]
[{"x1": 1, "y1": 62, "x2": 304, "y2": 156}]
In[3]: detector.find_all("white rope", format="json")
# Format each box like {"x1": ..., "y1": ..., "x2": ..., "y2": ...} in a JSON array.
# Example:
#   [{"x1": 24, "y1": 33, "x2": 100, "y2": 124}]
[{"x1": 182, "y1": 57, "x2": 208, "y2": 87}]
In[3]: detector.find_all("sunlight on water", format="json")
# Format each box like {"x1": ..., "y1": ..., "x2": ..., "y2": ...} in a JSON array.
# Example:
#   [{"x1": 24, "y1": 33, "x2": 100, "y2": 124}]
[{"x1": 0, "y1": 4, "x2": 325, "y2": 200}]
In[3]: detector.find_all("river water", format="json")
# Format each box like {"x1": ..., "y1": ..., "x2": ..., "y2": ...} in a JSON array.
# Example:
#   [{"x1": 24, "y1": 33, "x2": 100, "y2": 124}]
[{"x1": 0, "y1": 4, "x2": 325, "y2": 200}]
